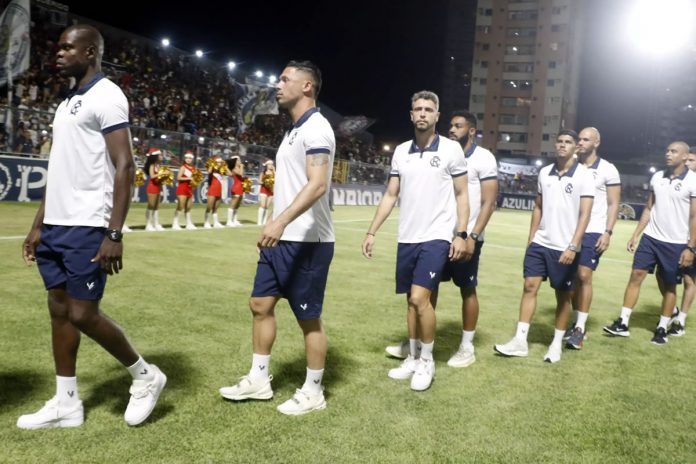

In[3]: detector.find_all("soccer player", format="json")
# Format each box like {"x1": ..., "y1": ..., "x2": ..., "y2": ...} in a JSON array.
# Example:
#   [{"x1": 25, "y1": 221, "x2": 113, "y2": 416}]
[
  {"x1": 362, "y1": 91, "x2": 470, "y2": 391},
  {"x1": 384, "y1": 110, "x2": 497, "y2": 368},
  {"x1": 494, "y1": 130, "x2": 594, "y2": 363},
  {"x1": 19, "y1": 25, "x2": 166, "y2": 429},
  {"x1": 603, "y1": 141, "x2": 696, "y2": 344},
  {"x1": 564, "y1": 127, "x2": 621, "y2": 349},
  {"x1": 219, "y1": 61, "x2": 336, "y2": 415}
]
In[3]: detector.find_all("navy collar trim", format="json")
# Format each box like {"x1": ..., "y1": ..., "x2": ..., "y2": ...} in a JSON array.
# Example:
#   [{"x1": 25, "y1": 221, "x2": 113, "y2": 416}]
[
  {"x1": 589, "y1": 156, "x2": 601, "y2": 169},
  {"x1": 550, "y1": 160, "x2": 580, "y2": 177},
  {"x1": 293, "y1": 107, "x2": 320, "y2": 129},
  {"x1": 464, "y1": 142, "x2": 477, "y2": 158},
  {"x1": 664, "y1": 166, "x2": 689, "y2": 180},
  {"x1": 68, "y1": 72, "x2": 105, "y2": 98},
  {"x1": 408, "y1": 133, "x2": 441, "y2": 154}
]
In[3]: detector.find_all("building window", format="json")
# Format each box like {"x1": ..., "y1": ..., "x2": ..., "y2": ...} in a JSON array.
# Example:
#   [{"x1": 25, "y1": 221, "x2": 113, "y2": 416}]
[
  {"x1": 507, "y1": 27, "x2": 537, "y2": 38},
  {"x1": 503, "y1": 62, "x2": 534, "y2": 73},
  {"x1": 508, "y1": 10, "x2": 538, "y2": 21},
  {"x1": 482, "y1": 43, "x2": 490, "y2": 51},
  {"x1": 548, "y1": 61, "x2": 557, "y2": 68},
  {"x1": 477, "y1": 113, "x2": 485, "y2": 120},
  {"x1": 478, "y1": 8, "x2": 493, "y2": 16},
  {"x1": 505, "y1": 44, "x2": 535, "y2": 55},
  {"x1": 547, "y1": 79, "x2": 555, "y2": 87},
  {"x1": 500, "y1": 113, "x2": 529, "y2": 125},
  {"x1": 480, "y1": 78, "x2": 487, "y2": 85},
  {"x1": 477, "y1": 25, "x2": 491, "y2": 34},
  {"x1": 499, "y1": 132, "x2": 528, "y2": 143},
  {"x1": 481, "y1": 61, "x2": 489, "y2": 68},
  {"x1": 542, "y1": 134, "x2": 550, "y2": 141},
  {"x1": 503, "y1": 80, "x2": 533, "y2": 90},
  {"x1": 501, "y1": 97, "x2": 532, "y2": 107}
]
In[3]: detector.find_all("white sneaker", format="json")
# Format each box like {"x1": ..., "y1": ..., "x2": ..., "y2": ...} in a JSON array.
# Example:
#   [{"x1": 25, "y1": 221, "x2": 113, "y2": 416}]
[
  {"x1": 219, "y1": 375, "x2": 273, "y2": 401},
  {"x1": 494, "y1": 337, "x2": 529, "y2": 357},
  {"x1": 388, "y1": 355, "x2": 418, "y2": 380},
  {"x1": 410, "y1": 358, "x2": 435, "y2": 391},
  {"x1": 186, "y1": 223, "x2": 198, "y2": 230},
  {"x1": 145, "y1": 224, "x2": 157, "y2": 232},
  {"x1": 276, "y1": 389, "x2": 326, "y2": 416},
  {"x1": 171, "y1": 223, "x2": 182, "y2": 230},
  {"x1": 17, "y1": 397, "x2": 84, "y2": 430},
  {"x1": 124, "y1": 364, "x2": 167, "y2": 426},
  {"x1": 155, "y1": 224, "x2": 165, "y2": 231},
  {"x1": 203, "y1": 222, "x2": 212, "y2": 229},
  {"x1": 122, "y1": 225, "x2": 132, "y2": 233},
  {"x1": 447, "y1": 344, "x2": 476, "y2": 368},
  {"x1": 543, "y1": 345, "x2": 562, "y2": 363},
  {"x1": 233, "y1": 220, "x2": 242, "y2": 227},
  {"x1": 225, "y1": 222, "x2": 235, "y2": 228},
  {"x1": 385, "y1": 340, "x2": 410, "y2": 359},
  {"x1": 213, "y1": 222, "x2": 225, "y2": 229}
]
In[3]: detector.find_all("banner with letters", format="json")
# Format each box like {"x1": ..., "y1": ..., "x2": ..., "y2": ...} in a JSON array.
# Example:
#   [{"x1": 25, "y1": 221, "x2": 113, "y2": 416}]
[
  {"x1": 233, "y1": 81, "x2": 279, "y2": 134},
  {"x1": 0, "y1": 0, "x2": 30, "y2": 87},
  {"x1": 331, "y1": 184, "x2": 386, "y2": 206},
  {"x1": 496, "y1": 191, "x2": 645, "y2": 220}
]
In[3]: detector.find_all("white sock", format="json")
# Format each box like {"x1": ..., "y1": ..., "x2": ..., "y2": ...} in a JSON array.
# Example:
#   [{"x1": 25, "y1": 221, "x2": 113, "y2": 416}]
[
  {"x1": 301, "y1": 368, "x2": 324, "y2": 394},
  {"x1": 620, "y1": 307, "x2": 633, "y2": 326},
  {"x1": 461, "y1": 330, "x2": 475, "y2": 347},
  {"x1": 227, "y1": 208, "x2": 233, "y2": 223},
  {"x1": 258, "y1": 207, "x2": 266, "y2": 225},
  {"x1": 658, "y1": 316, "x2": 670, "y2": 330},
  {"x1": 186, "y1": 212, "x2": 194, "y2": 225},
  {"x1": 678, "y1": 312, "x2": 687, "y2": 325},
  {"x1": 213, "y1": 213, "x2": 220, "y2": 224},
  {"x1": 515, "y1": 322, "x2": 530, "y2": 341},
  {"x1": 249, "y1": 353, "x2": 271, "y2": 380},
  {"x1": 146, "y1": 209, "x2": 152, "y2": 225},
  {"x1": 153, "y1": 210, "x2": 161, "y2": 226},
  {"x1": 409, "y1": 338, "x2": 419, "y2": 358},
  {"x1": 551, "y1": 329, "x2": 565, "y2": 348},
  {"x1": 575, "y1": 311, "x2": 589, "y2": 332},
  {"x1": 56, "y1": 376, "x2": 80, "y2": 405},
  {"x1": 232, "y1": 209, "x2": 239, "y2": 222},
  {"x1": 126, "y1": 357, "x2": 154, "y2": 381},
  {"x1": 420, "y1": 341, "x2": 434, "y2": 361},
  {"x1": 204, "y1": 211, "x2": 210, "y2": 225}
]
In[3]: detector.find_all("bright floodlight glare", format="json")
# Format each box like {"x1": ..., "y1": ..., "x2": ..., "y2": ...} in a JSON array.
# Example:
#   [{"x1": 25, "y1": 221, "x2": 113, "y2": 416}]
[
  {"x1": 161, "y1": 38, "x2": 170, "y2": 47},
  {"x1": 383, "y1": 144, "x2": 391, "y2": 151},
  {"x1": 269, "y1": 75, "x2": 277, "y2": 83},
  {"x1": 133, "y1": 137, "x2": 139, "y2": 142},
  {"x1": 227, "y1": 61, "x2": 236, "y2": 70},
  {"x1": 160, "y1": 134, "x2": 167, "y2": 140},
  {"x1": 535, "y1": 159, "x2": 542, "y2": 167},
  {"x1": 625, "y1": 0, "x2": 695, "y2": 56},
  {"x1": 198, "y1": 137, "x2": 205, "y2": 144},
  {"x1": 649, "y1": 166, "x2": 657, "y2": 173},
  {"x1": 255, "y1": 70, "x2": 263, "y2": 78},
  {"x1": 195, "y1": 49, "x2": 203, "y2": 58}
]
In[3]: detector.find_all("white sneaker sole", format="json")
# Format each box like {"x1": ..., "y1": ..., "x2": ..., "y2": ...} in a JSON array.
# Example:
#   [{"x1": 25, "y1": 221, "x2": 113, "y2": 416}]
[
  {"x1": 219, "y1": 389, "x2": 273, "y2": 401},
  {"x1": 447, "y1": 354, "x2": 476, "y2": 368},
  {"x1": 125, "y1": 370, "x2": 167, "y2": 426},
  {"x1": 277, "y1": 399, "x2": 326, "y2": 416},
  {"x1": 17, "y1": 415, "x2": 83, "y2": 430},
  {"x1": 385, "y1": 346, "x2": 408, "y2": 359},
  {"x1": 494, "y1": 345, "x2": 528, "y2": 357}
]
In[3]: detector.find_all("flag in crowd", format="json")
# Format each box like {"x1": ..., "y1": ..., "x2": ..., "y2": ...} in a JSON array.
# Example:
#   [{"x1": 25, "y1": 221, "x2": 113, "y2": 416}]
[
  {"x1": 233, "y1": 80, "x2": 279, "y2": 134},
  {"x1": 335, "y1": 115, "x2": 376, "y2": 138},
  {"x1": 0, "y1": 0, "x2": 31, "y2": 87}
]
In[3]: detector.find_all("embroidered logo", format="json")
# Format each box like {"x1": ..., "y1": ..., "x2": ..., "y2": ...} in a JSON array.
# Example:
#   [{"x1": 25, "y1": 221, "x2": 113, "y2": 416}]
[
  {"x1": 675, "y1": 182, "x2": 682, "y2": 191},
  {"x1": 430, "y1": 156, "x2": 441, "y2": 168},
  {"x1": 565, "y1": 183, "x2": 574, "y2": 194},
  {"x1": 70, "y1": 100, "x2": 82, "y2": 115},
  {"x1": 300, "y1": 303, "x2": 308, "y2": 310},
  {"x1": 86, "y1": 281, "x2": 95, "y2": 290},
  {"x1": 288, "y1": 131, "x2": 298, "y2": 145},
  {"x1": 429, "y1": 272, "x2": 436, "y2": 279}
]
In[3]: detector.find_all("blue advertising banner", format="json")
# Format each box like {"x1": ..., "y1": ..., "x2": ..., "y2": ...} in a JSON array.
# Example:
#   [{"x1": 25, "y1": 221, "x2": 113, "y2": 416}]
[{"x1": 496, "y1": 191, "x2": 645, "y2": 220}]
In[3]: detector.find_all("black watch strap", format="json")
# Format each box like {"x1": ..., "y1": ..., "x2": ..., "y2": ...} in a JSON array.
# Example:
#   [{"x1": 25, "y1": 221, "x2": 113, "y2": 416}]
[
  {"x1": 456, "y1": 231, "x2": 468, "y2": 240},
  {"x1": 106, "y1": 229, "x2": 123, "y2": 242}
]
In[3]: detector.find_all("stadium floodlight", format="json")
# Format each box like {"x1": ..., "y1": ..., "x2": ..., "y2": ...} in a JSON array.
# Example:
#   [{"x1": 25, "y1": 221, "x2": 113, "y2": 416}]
[
  {"x1": 649, "y1": 166, "x2": 657, "y2": 173},
  {"x1": 198, "y1": 137, "x2": 205, "y2": 144},
  {"x1": 161, "y1": 38, "x2": 170, "y2": 47},
  {"x1": 624, "y1": 0, "x2": 695, "y2": 57},
  {"x1": 255, "y1": 70, "x2": 263, "y2": 78},
  {"x1": 535, "y1": 159, "x2": 542, "y2": 167},
  {"x1": 133, "y1": 137, "x2": 139, "y2": 143},
  {"x1": 269, "y1": 75, "x2": 277, "y2": 83},
  {"x1": 383, "y1": 144, "x2": 391, "y2": 152},
  {"x1": 195, "y1": 49, "x2": 204, "y2": 58},
  {"x1": 227, "y1": 61, "x2": 236, "y2": 71},
  {"x1": 160, "y1": 134, "x2": 167, "y2": 140}
]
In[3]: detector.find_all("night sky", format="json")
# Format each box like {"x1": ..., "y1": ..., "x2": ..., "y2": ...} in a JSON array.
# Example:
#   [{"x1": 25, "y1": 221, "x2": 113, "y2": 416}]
[{"x1": 58, "y1": 0, "x2": 690, "y2": 159}]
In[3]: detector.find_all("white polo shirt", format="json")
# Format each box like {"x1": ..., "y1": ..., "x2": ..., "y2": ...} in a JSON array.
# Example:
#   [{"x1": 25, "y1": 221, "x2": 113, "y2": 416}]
[
  {"x1": 274, "y1": 107, "x2": 336, "y2": 242},
  {"x1": 464, "y1": 143, "x2": 498, "y2": 241},
  {"x1": 44, "y1": 73, "x2": 130, "y2": 227},
  {"x1": 391, "y1": 134, "x2": 468, "y2": 243},
  {"x1": 644, "y1": 168, "x2": 696, "y2": 244},
  {"x1": 585, "y1": 157, "x2": 621, "y2": 234},
  {"x1": 533, "y1": 161, "x2": 595, "y2": 251}
]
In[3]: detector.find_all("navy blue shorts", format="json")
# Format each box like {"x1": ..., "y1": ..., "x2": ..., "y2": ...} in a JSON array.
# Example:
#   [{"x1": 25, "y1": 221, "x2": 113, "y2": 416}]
[
  {"x1": 578, "y1": 233, "x2": 603, "y2": 271},
  {"x1": 252, "y1": 241, "x2": 334, "y2": 321},
  {"x1": 36, "y1": 225, "x2": 107, "y2": 301},
  {"x1": 523, "y1": 242, "x2": 579, "y2": 291},
  {"x1": 633, "y1": 234, "x2": 685, "y2": 285},
  {"x1": 395, "y1": 240, "x2": 450, "y2": 294},
  {"x1": 441, "y1": 241, "x2": 484, "y2": 288}
]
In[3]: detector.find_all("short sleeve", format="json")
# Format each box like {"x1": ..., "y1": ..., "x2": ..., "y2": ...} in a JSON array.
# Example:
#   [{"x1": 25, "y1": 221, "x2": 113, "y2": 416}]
[
  {"x1": 95, "y1": 85, "x2": 130, "y2": 134},
  {"x1": 537, "y1": 170, "x2": 543, "y2": 195},
  {"x1": 606, "y1": 163, "x2": 621, "y2": 186},
  {"x1": 390, "y1": 152, "x2": 400, "y2": 177},
  {"x1": 479, "y1": 151, "x2": 498, "y2": 181},
  {"x1": 649, "y1": 172, "x2": 660, "y2": 191},
  {"x1": 303, "y1": 121, "x2": 335, "y2": 156},
  {"x1": 580, "y1": 170, "x2": 595, "y2": 197},
  {"x1": 448, "y1": 143, "x2": 467, "y2": 178}
]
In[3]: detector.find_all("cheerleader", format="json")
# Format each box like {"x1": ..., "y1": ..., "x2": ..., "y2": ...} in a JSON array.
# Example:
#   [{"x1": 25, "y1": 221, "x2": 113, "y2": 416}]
[
  {"x1": 226, "y1": 156, "x2": 244, "y2": 227},
  {"x1": 145, "y1": 148, "x2": 164, "y2": 231},
  {"x1": 172, "y1": 151, "x2": 197, "y2": 230},
  {"x1": 257, "y1": 160, "x2": 275, "y2": 225},
  {"x1": 204, "y1": 156, "x2": 225, "y2": 229}
]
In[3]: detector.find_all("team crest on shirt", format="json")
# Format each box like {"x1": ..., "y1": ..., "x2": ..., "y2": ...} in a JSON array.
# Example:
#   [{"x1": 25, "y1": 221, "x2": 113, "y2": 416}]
[
  {"x1": 430, "y1": 156, "x2": 441, "y2": 168},
  {"x1": 70, "y1": 100, "x2": 82, "y2": 115},
  {"x1": 592, "y1": 171, "x2": 598, "y2": 179},
  {"x1": 565, "y1": 183, "x2": 574, "y2": 194},
  {"x1": 288, "y1": 131, "x2": 298, "y2": 145},
  {"x1": 674, "y1": 182, "x2": 682, "y2": 191}
]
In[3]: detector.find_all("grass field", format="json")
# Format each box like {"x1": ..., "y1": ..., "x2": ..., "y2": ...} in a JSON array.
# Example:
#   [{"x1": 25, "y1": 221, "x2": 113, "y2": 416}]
[{"x1": 1, "y1": 201, "x2": 695, "y2": 463}]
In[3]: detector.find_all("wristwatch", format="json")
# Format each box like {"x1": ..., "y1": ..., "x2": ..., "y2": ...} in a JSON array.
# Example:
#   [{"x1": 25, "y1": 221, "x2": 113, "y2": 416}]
[
  {"x1": 470, "y1": 232, "x2": 480, "y2": 241},
  {"x1": 456, "y1": 231, "x2": 468, "y2": 240},
  {"x1": 105, "y1": 229, "x2": 123, "y2": 242},
  {"x1": 567, "y1": 243, "x2": 579, "y2": 252},
  {"x1": 688, "y1": 246, "x2": 696, "y2": 255}
]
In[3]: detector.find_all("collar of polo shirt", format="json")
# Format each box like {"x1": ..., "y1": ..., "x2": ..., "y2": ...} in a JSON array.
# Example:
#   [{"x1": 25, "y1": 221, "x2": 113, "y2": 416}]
[
  {"x1": 550, "y1": 159, "x2": 580, "y2": 178},
  {"x1": 408, "y1": 133, "x2": 441, "y2": 154}
]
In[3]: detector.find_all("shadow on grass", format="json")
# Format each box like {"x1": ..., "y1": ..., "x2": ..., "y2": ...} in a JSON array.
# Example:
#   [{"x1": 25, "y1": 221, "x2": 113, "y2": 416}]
[
  {"x1": 82, "y1": 350, "x2": 195, "y2": 424},
  {"x1": 627, "y1": 308, "x2": 661, "y2": 333},
  {"x1": 0, "y1": 371, "x2": 47, "y2": 409},
  {"x1": 271, "y1": 345, "x2": 356, "y2": 398}
]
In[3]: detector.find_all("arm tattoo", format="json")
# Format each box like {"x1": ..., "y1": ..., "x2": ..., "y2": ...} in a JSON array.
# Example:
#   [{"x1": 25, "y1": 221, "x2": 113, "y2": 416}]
[{"x1": 308, "y1": 154, "x2": 329, "y2": 167}]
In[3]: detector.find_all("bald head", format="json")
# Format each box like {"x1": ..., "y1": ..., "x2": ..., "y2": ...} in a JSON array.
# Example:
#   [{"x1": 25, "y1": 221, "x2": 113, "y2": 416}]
[
  {"x1": 671, "y1": 141, "x2": 690, "y2": 153},
  {"x1": 65, "y1": 24, "x2": 104, "y2": 57},
  {"x1": 576, "y1": 127, "x2": 601, "y2": 161}
]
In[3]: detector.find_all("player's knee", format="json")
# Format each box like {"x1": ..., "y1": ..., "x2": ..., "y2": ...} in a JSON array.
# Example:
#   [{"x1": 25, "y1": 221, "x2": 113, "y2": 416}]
[
  {"x1": 522, "y1": 280, "x2": 540, "y2": 295},
  {"x1": 47, "y1": 291, "x2": 69, "y2": 318},
  {"x1": 249, "y1": 298, "x2": 272, "y2": 318},
  {"x1": 407, "y1": 294, "x2": 430, "y2": 312},
  {"x1": 67, "y1": 305, "x2": 98, "y2": 329}
]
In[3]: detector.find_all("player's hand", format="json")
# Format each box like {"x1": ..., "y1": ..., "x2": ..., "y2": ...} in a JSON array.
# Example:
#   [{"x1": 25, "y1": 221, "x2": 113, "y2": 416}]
[
  {"x1": 464, "y1": 236, "x2": 476, "y2": 258},
  {"x1": 257, "y1": 217, "x2": 284, "y2": 251},
  {"x1": 627, "y1": 237, "x2": 639, "y2": 253},
  {"x1": 91, "y1": 238, "x2": 123, "y2": 275},
  {"x1": 362, "y1": 234, "x2": 375, "y2": 259},
  {"x1": 22, "y1": 228, "x2": 42, "y2": 265},
  {"x1": 450, "y1": 236, "x2": 471, "y2": 262},
  {"x1": 679, "y1": 249, "x2": 694, "y2": 268},
  {"x1": 595, "y1": 233, "x2": 611, "y2": 253},
  {"x1": 559, "y1": 249, "x2": 576, "y2": 265}
]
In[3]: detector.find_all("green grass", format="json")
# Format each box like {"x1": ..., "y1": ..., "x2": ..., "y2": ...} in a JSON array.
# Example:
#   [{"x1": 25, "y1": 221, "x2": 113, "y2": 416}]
[{"x1": 1, "y1": 202, "x2": 695, "y2": 463}]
